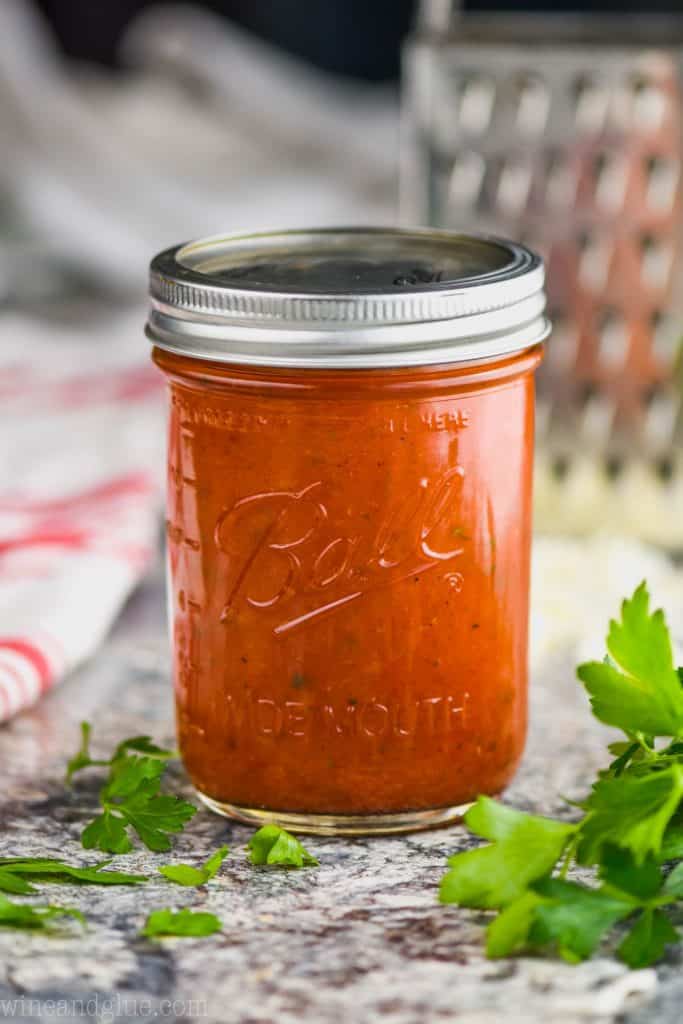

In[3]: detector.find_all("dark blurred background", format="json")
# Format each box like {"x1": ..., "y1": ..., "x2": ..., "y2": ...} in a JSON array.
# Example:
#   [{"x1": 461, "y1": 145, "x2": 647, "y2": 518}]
[{"x1": 32, "y1": 0, "x2": 683, "y2": 80}]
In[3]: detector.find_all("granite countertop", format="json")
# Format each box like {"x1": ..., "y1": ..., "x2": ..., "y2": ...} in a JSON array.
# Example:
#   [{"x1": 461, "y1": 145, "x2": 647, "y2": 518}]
[{"x1": 0, "y1": 567, "x2": 679, "y2": 1024}]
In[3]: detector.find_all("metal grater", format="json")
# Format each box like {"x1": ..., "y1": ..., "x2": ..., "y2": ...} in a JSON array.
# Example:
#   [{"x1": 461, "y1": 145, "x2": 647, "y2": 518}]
[{"x1": 400, "y1": 1, "x2": 683, "y2": 546}]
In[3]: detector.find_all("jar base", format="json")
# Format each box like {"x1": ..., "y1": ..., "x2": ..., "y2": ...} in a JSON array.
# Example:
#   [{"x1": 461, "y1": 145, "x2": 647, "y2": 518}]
[{"x1": 196, "y1": 790, "x2": 472, "y2": 836}]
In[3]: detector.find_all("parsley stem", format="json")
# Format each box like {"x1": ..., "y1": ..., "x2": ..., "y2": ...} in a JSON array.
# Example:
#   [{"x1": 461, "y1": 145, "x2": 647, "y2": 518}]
[{"x1": 558, "y1": 832, "x2": 580, "y2": 880}]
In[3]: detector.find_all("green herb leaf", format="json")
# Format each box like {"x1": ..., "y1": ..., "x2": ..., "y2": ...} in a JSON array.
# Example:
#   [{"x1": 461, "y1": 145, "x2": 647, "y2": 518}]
[
  {"x1": 0, "y1": 870, "x2": 37, "y2": 895},
  {"x1": 530, "y1": 878, "x2": 636, "y2": 963},
  {"x1": 65, "y1": 722, "x2": 110, "y2": 783},
  {"x1": 80, "y1": 753, "x2": 197, "y2": 854},
  {"x1": 617, "y1": 908, "x2": 679, "y2": 969},
  {"x1": 464, "y1": 795, "x2": 535, "y2": 841},
  {"x1": 439, "y1": 801, "x2": 574, "y2": 909},
  {"x1": 578, "y1": 766, "x2": 683, "y2": 866},
  {"x1": 115, "y1": 784, "x2": 197, "y2": 853},
  {"x1": 112, "y1": 736, "x2": 175, "y2": 761},
  {"x1": 158, "y1": 864, "x2": 206, "y2": 886},
  {"x1": 607, "y1": 742, "x2": 641, "y2": 777},
  {"x1": 598, "y1": 845, "x2": 663, "y2": 901},
  {"x1": 661, "y1": 861, "x2": 683, "y2": 898},
  {"x1": 104, "y1": 756, "x2": 166, "y2": 800},
  {"x1": 577, "y1": 583, "x2": 683, "y2": 737},
  {"x1": 0, "y1": 858, "x2": 146, "y2": 886},
  {"x1": 486, "y1": 891, "x2": 545, "y2": 958},
  {"x1": 81, "y1": 811, "x2": 133, "y2": 855},
  {"x1": 0, "y1": 894, "x2": 85, "y2": 931},
  {"x1": 247, "y1": 825, "x2": 318, "y2": 868},
  {"x1": 141, "y1": 908, "x2": 222, "y2": 938},
  {"x1": 159, "y1": 846, "x2": 229, "y2": 887},
  {"x1": 659, "y1": 824, "x2": 683, "y2": 862}
]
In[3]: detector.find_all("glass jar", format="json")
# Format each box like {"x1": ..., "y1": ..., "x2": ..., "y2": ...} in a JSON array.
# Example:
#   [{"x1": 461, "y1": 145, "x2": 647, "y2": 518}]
[{"x1": 147, "y1": 228, "x2": 549, "y2": 835}]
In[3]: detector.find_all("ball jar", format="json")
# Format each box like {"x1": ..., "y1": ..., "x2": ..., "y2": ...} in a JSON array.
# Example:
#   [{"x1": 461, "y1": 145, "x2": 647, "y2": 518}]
[{"x1": 147, "y1": 228, "x2": 549, "y2": 834}]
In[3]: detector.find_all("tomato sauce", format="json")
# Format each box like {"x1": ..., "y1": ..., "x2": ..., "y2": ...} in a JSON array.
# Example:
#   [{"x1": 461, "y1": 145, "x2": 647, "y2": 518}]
[{"x1": 154, "y1": 347, "x2": 541, "y2": 825}]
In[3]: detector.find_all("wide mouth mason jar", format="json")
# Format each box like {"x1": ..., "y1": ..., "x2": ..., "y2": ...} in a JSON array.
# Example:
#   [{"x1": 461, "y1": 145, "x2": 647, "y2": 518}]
[{"x1": 147, "y1": 227, "x2": 549, "y2": 835}]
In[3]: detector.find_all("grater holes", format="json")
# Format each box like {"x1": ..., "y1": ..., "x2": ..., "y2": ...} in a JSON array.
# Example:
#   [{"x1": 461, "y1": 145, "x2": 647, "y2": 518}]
[
  {"x1": 605, "y1": 454, "x2": 624, "y2": 480},
  {"x1": 643, "y1": 388, "x2": 679, "y2": 449},
  {"x1": 573, "y1": 75, "x2": 609, "y2": 134},
  {"x1": 645, "y1": 155, "x2": 679, "y2": 212},
  {"x1": 551, "y1": 453, "x2": 571, "y2": 481},
  {"x1": 545, "y1": 150, "x2": 576, "y2": 208},
  {"x1": 598, "y1": 310, "x2": 629, "y2": 369},
  {"x1": 654, "y1": 455, "x2": 675, "y2": 482},
  {"x1": 594, "y1": 151, "x2": 629, "y2": 213},
  {"x1": 447, "y1": 151, "x2": 485, "y2": 207},
  {"x1": 579, "y1": 383, "x2": 615, "y2": 446},
  {"x1": 455, "y1": 74, "x2": 496, "y2": 135},
  {"x1": 578, "y1": 232, "x2": 610, "y2": 292},
  {"x1": 547, "y1": 312, "x2": 578, "y2": 369},
  {"x1": 640, "y1": 233, "x2": 673, "y2": 290},
  {"x1": 513, "y1": 73, "x2": 549, "y2": 137},
  {"x1": 651, "y1": 310, "x2": 683, "y2": 367},
  {"x1": 535, "y1": 397, "x2": 551, "y2": 437},
  {"x1": 630, "y1": 75, "x2": 668, "y2": 130},
  {"x1": 496, "y1": 156, "x2": 533, "y2": 216}
]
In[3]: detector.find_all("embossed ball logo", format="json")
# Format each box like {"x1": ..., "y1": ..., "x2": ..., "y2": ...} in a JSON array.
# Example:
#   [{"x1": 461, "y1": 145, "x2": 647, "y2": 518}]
[{"x1": 214, "y1": 468, "x2": 467, "y2": 635}]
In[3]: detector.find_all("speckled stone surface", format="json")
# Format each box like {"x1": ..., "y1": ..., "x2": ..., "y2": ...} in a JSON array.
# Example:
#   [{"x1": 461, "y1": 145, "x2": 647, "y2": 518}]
[{"x1": 0, "y1": 566, "x2": 674, "y2": 1024}]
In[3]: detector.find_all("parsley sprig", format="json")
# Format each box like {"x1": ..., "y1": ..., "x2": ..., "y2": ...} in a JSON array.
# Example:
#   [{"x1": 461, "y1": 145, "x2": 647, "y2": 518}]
[
  {"x1": 248, "y1": 825, "x2": 319, "y2": 867},
  {"x1": 159, "y1": 846, "x2": 229, "y2": 886},
  {"x1": 0, "y1": 894, "x2": 85, "y2": 932},
  {"x1": 440, "y1": 582, "x2": 683, "y2": 968},
  {"x1": 0, "y1": 857, "x2": 147, "y2": 894},
  {"x1": 67, "y1": 725, "x2": 196, "y2": 854},
  {"x1": 141, "y1": 908, "x2": 222, "y2": 938}
]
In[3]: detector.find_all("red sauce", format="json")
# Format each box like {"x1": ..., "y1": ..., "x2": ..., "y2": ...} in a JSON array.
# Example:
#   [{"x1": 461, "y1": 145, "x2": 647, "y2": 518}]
[{"x1": 154, "y1": 345, "x2": 542, "y2": 820}]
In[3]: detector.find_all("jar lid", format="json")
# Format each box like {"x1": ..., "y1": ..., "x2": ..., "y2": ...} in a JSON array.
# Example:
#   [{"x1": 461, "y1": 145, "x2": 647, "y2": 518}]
[{"x1": 147, "y1": 227, "x2": 548, "y2": 368}]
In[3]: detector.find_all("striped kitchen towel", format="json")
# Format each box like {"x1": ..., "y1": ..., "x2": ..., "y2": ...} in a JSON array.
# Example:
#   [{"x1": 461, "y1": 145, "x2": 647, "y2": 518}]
[{"x1": 0, "y1": 309, "x2": 164, "y2": 721}]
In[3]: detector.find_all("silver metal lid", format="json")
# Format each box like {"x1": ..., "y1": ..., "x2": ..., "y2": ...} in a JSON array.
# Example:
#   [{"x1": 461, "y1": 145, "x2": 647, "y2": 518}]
[{"x1": 147, "y1": 227, "x2": 548, "y2": 368}]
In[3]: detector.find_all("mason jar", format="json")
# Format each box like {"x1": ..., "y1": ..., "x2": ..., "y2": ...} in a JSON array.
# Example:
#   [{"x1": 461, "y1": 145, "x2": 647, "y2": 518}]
[{"x1": 147, "y1": 227, "x2": 548, "y2": 835}]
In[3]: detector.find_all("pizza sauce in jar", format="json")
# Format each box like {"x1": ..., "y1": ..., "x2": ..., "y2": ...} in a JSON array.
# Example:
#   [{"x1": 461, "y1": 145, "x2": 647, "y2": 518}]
[{"x1": 147, "y1": 228, "x2": 548, "y2": 834}]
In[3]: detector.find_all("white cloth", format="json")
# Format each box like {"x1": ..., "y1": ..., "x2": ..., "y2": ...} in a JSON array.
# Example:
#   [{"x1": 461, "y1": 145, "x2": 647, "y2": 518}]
[{"x1": 0, "y1": 311, "x2": 162, "y2": 720}]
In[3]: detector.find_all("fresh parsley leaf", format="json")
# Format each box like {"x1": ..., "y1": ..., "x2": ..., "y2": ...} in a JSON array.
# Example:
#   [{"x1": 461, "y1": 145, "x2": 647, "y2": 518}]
[
  {"x1": 486, "y1": 891, "x2": 545, "y2": 958},
  {"x1": 159, "y1": 846, "x2": 229, "y2": 887},
  {"x1": 0, "y1": 894, "x2": 85, "y2": 931},
  {"x1": 65, "y1": 722, "x2": 110, "y2": 783},
  {"x1": 158, "y1": 864, "x2": 206, "y2": 887},
  {"x1": 0, "y1": 870, "x2": 37, "y2": 895},
  {"x1": 104, "y1": 756, "x2": 166, "y2": 800},
  {"x1": 439, "y1": 801, "x2": 574, "y2": 909},
  {"x1": 141, "y1": 908, "x2": 222, "y2": 938},
  {"x1": 577, "y1": 583, "x2": 683, "y2": 737},
  {"x1": 661, "y1": 861, "x2": 683, "y2": 898},
  {"x1": 0, "y1": 858, "x2": 147, "y2": 886},
  {"x1": 617, "y1": 908, "x2": 679, "y2": 969},
  {"x1": 530, "y1": 878, "x2": 636, "y2": 963},
  {"x1": 463, "y1": 795, "x2": 534, "y2": 841},
  {"x1": 578, "y1": 766, "x2": 683, "y2": 866},
  {"x1": 598, "y1": 845, "x2": 663, "y2": 901},
  {"x1": 247, "y1": 825, "x2": 318, "y2": 868},
  {"x1": 112, "y1": 736, "x2": 175, "y2": 761},
  {"x1": 67, "y1": 724, "x2": 175, "y2": 785},
  {"x1": 80, "y1": 756, "x2": 196, "y2": 854},
  {"x1": 607, "y1": 742, "x2": 641, "y2": 777},
  {"x1": 115, "y1": 784, "x2": 197, "y2": 853},
  {"x1": 82, "y1": 810, "x2": 133, "y2": 854},
  {"x1": 659, "y1": 823, "x2": 683, "y2": 862}
]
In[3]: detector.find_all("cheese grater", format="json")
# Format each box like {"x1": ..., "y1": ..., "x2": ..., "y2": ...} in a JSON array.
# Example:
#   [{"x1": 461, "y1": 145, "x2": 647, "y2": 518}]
[{"x1": 401, "y1": 1, "x2": 683, "y2": 546}]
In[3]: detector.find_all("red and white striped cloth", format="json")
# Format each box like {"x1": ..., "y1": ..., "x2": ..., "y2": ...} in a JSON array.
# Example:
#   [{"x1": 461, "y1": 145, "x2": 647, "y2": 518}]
[{"x1": 0, "y1": 309, "x2": 164, "y2": 721}]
